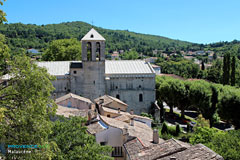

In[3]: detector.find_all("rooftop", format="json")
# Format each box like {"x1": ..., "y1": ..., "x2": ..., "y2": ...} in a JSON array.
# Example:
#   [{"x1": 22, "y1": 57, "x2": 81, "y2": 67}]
[
  {"x1": 56, "y1": 105, "x2": 89, "y2": 118},
  {"x1": 124, "y1": 138, "x2": 189, "y2": 160},
  {"x1": 157, "y1": 144, "x2": 224, "y2": 160},
  {"x1": 105, "y1": 60, "x2": 155, "y2": 75},
  {"x1": 36, "y1": 61, "x2": 78, "y2": 76},
  {"x1": 87, "y1": 121, "x2": 107, "y2": 135},
  {"x1": 36, "y1": 60, "x2": 155, "y2": 76},
  {"x1": 100, "y1": 115, "x2": 163, "y2": 147},
  {"x1": 95, "y1": 95, "x2": 128, "y2": 107},
  {"x1": 81, "y1": 28, "x2": 105, "y2": 41},
  {"x1": 55, "y1": 93, "x2": 93, "y2": 104}
]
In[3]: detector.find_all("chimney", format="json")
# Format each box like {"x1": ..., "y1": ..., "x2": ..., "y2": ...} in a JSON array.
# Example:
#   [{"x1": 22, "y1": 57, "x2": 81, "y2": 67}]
[
  {"x1": 130, "y1": 117, "x2": 134, "y2": 126},
  {"x1": 153, "y1": 129, "x2": 159, "y2": 144},
  {"x1": 130, "y1": 109, "x2": 134, "y2": 115},
  {"x1": 118, "y1": 108, "x2": 121, "y2": 114},
  {"x1": 88, "y1": 110, "x2": 92, "y2": 121}
]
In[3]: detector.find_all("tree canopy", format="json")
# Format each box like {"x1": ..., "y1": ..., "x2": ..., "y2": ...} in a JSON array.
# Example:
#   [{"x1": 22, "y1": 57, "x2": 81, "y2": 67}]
[{"x1": 42, "y1": 38, "x2": 81, "y2": 61}]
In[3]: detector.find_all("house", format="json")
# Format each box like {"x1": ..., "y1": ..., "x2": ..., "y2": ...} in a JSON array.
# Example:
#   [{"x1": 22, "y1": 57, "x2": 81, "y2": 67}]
[
  {"x1": 111, "y1": 52, "x2": 120, "y2": 60},
  {"x1": 95, "y1": 95, "x2": 128, "y2": 112},
  {"x1": 151, "y1": 64, "x2": 161, "y2": 75},
  {"x1": 95, "y1": 95, "x2": 152, "y2": 127},
  {"x1": 55, "y1": 93, "x2": 96, "y2": 120},
  {"x1": 145, "y1": 57, "x2": 158, "y2": 63},
  {"x1": 87, "y1": 115, "x2": 164, "y2": 160}
]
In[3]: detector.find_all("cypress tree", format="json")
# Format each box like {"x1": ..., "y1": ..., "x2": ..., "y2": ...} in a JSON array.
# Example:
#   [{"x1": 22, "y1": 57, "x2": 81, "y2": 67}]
[
  {"x1": 231, "y1": 56, "x2": 236, "y2": 86},
  {"x1": 161, "y1": 122, "x2": 168, "y2": 134},
  {"x1": 223, "y1": 53, "x2": 230, "y2": 85},
  {"x1": 201, "y1": 61, "x2": 205, "y2": 70}
]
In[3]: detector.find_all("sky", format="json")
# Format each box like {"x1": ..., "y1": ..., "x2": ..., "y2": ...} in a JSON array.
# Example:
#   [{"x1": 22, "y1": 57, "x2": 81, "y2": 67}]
[{"x1": 1, "y1": 0, "x2": 240, "y2": 44}]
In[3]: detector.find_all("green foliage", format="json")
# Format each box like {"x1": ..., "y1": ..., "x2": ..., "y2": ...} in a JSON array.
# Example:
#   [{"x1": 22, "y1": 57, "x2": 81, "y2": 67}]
[
  {"x1": 42, "y1": 38, "x2": 81, "y2": 61},
  {"x1": 0, "y1": 0, "x2": 7, "y2": 24},
  {"x1": 176, "y1": 124, "x2": 180, "y2": 136},
  {"x1": 157, "y1": 59, "x2": 200, "y2": 79},
  {"x1": 195, "y1": 114, "x2": 210, "y2": 128},
  {"x1": 0, "y1": 55, "x2": 57, "y2": 159},
  {"x1": 140, "y1": 112, "x2": 153, "y2": 119},
  {"x1": 190, "y1": 127, "x2": 240, "y2": 160},
  {"x1": 231, "y1": 56, "x2": 236, "y2": 86},
  {"x1": 121, "y1": 49, "x2": 139, "y2": 60},
  {"x1": 49, "y1": 116, "x2": 113, "y2": 160},
  {"x1": 156, "y1": 75, "x2": 240, "y2": 129},
  {"x1": 0, "y1": 22, "x2": 193, "y2": 56},
  {"x1": 161, "y1": 122, "x2": 168, "y2": 134},
  {"x1": 190, "y1": 127, "x2": 219, "y2": 145},
  {"x1": 218, "y1": 87, "x2": 240, "y2": 129},
  {"x1": 223, "y1": 52, "x2": 231, "y2": 85}
]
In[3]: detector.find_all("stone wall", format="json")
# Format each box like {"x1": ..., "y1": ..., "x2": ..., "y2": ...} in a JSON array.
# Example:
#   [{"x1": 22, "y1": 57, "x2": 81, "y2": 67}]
[{"x1": 106, "y1": 76, "x2": 155, "y2": 114}]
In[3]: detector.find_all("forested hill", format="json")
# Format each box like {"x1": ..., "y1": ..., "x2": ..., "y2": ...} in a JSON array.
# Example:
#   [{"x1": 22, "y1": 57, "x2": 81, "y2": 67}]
[{"x1": 0, "y1": 21, "x2": 197, "y2": 55}]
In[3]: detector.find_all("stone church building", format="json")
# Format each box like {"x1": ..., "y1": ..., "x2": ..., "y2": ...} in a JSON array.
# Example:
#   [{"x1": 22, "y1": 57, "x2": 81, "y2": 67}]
[{"x1": 37, "y1": 29, "x2": 156, "y2": 114}]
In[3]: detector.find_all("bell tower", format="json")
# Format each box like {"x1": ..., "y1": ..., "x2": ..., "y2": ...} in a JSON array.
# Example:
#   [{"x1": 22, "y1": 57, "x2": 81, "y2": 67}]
[
  {"x1": 79, "y1": 28, "x2": 106, "y2": 100},
  {"x1": 81, "y1": 28, "x2": 105, "y2": 61}
]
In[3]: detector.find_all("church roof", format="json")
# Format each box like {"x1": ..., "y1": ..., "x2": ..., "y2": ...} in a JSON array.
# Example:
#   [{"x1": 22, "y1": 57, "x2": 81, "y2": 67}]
[
  {"x1": 36, "y1": 60, "x2": 155, "y2": 76},
  {"x1": 105, "y1": 60, "x2": 155, "y2": 75},
  {"x1": 37, "y1": 61, "x2": 76, "y2": 76},
  {"x1": 81, "y1": 28, "x2": 105, "y2": 41}
]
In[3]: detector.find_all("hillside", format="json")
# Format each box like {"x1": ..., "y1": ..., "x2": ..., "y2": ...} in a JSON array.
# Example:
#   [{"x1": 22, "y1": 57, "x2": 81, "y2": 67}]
[{"x1": 0, "y1": 21, "x2": 198, "y2": 55}]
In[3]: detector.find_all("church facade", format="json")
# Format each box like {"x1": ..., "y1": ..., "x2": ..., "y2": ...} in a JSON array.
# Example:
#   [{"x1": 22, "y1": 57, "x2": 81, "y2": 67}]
[{"x1": 37, "y1": 29, "x2": 156, "y2": 114}]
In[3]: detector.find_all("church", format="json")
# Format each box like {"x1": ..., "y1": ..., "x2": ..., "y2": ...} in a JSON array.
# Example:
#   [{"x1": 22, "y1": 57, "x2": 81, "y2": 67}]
[{"x1": 37, "y1": 28, "x2": 156, "y2": 114}]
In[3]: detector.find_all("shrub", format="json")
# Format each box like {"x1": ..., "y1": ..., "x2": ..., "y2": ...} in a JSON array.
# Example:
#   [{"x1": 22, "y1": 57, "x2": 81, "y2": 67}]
[
  {"x1": 176, "y1": 124, "x2": 180, "y2": 136},
  {"x1": 161, "y1": 122, "x2": 168, "y2": 134}
]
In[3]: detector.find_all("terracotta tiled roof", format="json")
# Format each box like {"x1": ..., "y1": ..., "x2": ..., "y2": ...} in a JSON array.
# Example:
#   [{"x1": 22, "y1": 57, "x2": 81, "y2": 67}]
[
  {"x1": 56, "y1": 105, "x2": 90, "y2": 118},
  {"x1": 124, "y1": 138, "x2": 189, "y2": 160},
  {"x1": 157, "y1": 144, "x2": 224, "y2": 160},
  {"x1": 87, "y1": 121, "x2": 107, "y2": 135},
  {"x1": 100, "y1": 115, "x2": 163, "y2": 147},
  {"x1": 114, "y1": 114, "x2": 131, "y2": 122},
  {"x1": 55, "y1": 93, "x2": 93, "y2": 104},
  {"x1": 94, "y1": 95, "x2": 128, "y2": 107}
]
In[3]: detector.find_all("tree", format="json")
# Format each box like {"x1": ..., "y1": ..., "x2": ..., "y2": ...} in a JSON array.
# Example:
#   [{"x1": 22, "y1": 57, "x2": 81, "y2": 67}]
[
  {"x1": 218, "y1": 87, "x2": 240, "y2": 129},
  {"x1": 42, "y1": 38, "x2": 81, "y2": 61},
  {"x1": 49, "y1": 116, "x2": 113, "y2": 160},
  {"x1": 0, "y1": 0, "x2": 7, "y2": 23},
  {"x1": 222, "y1": 53, "x2": 230, "y2": 85},
  {"x1": 0, "y1": 55, "x2": 57, "y2": 159},
  {"x1": 190, "y1": 127, "x2": 240, "y2": 160},
  {"x1": 231, "y1": 56, "x2": 236, "y2": 86},
  {"x1": 201, "y1": 61, "x2": 205, "y2": 70},
  {"x1": 121, "y1": 49, "x2": 139, "y2": 60}
]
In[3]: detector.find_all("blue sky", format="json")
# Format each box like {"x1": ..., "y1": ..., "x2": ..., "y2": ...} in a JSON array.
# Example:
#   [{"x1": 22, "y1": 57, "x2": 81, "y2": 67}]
[{"x1": 2, "y1": 0, "x2": 240, "y2": 44}]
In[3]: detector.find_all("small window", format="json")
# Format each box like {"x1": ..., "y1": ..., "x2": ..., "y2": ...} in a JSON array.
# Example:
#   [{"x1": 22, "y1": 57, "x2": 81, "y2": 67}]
[
  {"x1": 107, "y1": 114, "x2": 110, "y2": 117},
  {"x1": 90, "y1": 34, "x2": 94, "y2": 38},
  {"x1": 93, "y1": 81, "x2": 95, "y2": 84},
  {"x1": 116, "y1": 94, "x2": 120, "y2": 99},
  {"x1": 73, "y1": 70, "x2": 77, "y2": 74},
  {"x1": 67, "y1": 101, "x2": 72, "y2": 108},
  {"x1": 139, "y1": 94, "x2": 143, "y2": 102},
  {"x1": 112, "y1": 146, "x2": 123, "y2": 157},
  {"x1": 116, "y1": 86, "x2": 118, "y2": 89},
  {"x1": 100, "y1": 142, "x2": 106, "y2": 146},
  {"x1": 139, "y1": 85, "x2": 141, "y2": 89}
]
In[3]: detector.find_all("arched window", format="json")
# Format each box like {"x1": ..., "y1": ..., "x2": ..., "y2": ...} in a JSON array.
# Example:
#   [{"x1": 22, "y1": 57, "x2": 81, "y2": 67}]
[
  {"x1": 87, "y1": 42, "x2": 92, "y2": 61},
  {"x1": 96, "y1": 42, "x2": 101, "y2": 61},
  {"x1": 139, "y1": 94, "x2": 143, "y2": 102},
  {"x1": 116, "y1": 94, "x2": 120, "y2": 99}
]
